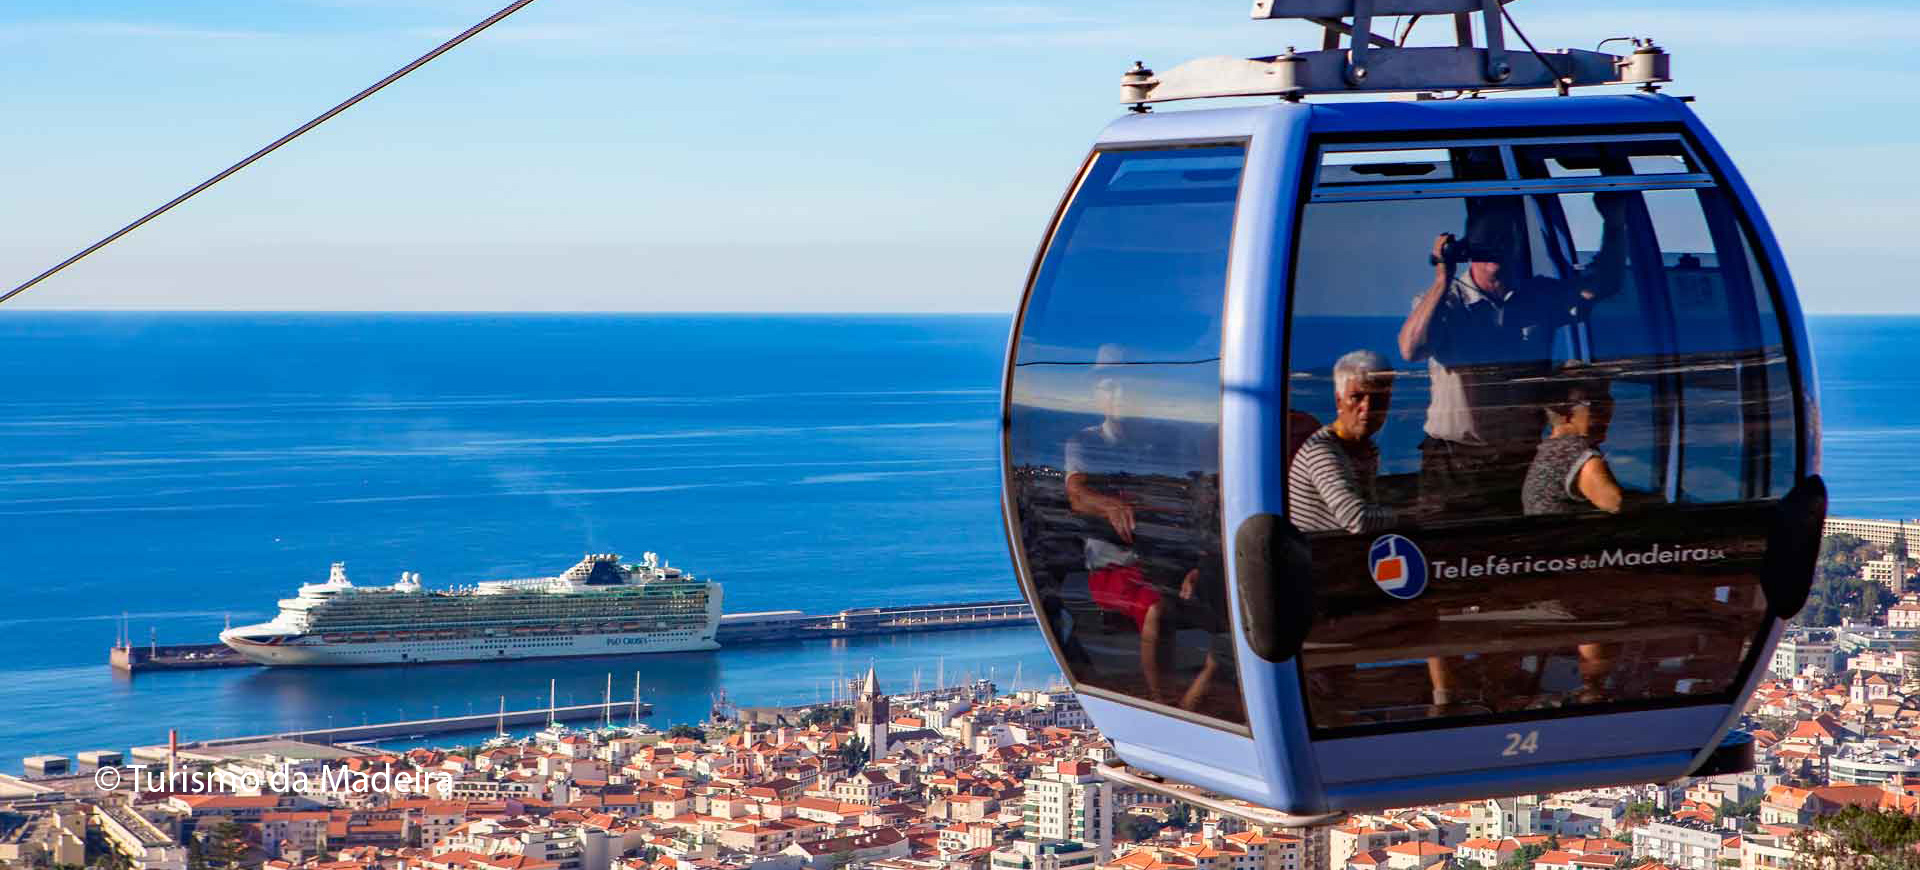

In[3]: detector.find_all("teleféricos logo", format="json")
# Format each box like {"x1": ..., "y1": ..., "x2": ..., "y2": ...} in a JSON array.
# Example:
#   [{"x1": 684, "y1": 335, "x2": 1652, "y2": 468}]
[
  {"x1": 1364, "y1": 536, "x2": 1732, "y2": 600},
  {"x1": 1367, "y1": 534, "x2": 1429, "y2": 600}
]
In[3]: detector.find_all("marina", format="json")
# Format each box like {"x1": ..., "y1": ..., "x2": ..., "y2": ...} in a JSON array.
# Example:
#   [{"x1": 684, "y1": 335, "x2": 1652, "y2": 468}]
[
  {"x1": 110, "y1": 600, "x2": 1034, "y2": 672},
  {"x1": 127, "y1": 699, "x2": 654, "y2": 764}
]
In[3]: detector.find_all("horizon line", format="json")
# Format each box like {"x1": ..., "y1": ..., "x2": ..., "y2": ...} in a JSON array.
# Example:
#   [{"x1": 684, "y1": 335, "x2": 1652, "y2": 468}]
[
  {"x1": 2, "y1": 308, "x2": 1917, "y2": 317},
  {"x1": 0, "y1": 308, "x2": 1018, "y2": 316}
]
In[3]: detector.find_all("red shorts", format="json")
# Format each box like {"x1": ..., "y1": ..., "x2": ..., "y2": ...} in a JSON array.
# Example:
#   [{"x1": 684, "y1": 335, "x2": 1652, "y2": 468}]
[{"x1": 1090, "y1": 565, "x2": 1163, "y2": 631}]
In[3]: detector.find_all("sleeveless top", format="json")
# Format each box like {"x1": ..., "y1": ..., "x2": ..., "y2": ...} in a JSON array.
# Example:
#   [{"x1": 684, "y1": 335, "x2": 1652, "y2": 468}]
[{"x1": 1522, "y1": 434, "x2": 1602, "y2": 515}]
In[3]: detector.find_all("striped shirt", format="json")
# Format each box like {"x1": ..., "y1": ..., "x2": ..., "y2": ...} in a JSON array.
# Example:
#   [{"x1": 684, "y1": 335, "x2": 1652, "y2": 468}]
[{"x1": 1288, "y1": 425, "x2": 1395, "y2": 534}]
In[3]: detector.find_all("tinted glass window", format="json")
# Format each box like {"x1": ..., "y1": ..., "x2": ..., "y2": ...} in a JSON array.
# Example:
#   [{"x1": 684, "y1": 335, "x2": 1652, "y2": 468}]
[
  {"x1": 1008, "y1": 146, "x2": 1245, "y2": 726},
  {"x1": 1317, "y1": 146, "x2": 1503, "y2": 187},
  {"x1": 1287, "y1": 138, "x2": 1794, "y2": 733},
  {"x1": 1513, "y1": 139, "x2": 1699, "y2": 179}
]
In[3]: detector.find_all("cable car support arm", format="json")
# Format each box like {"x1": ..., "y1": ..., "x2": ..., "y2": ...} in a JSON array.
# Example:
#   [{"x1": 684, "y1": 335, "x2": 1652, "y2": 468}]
[{"x1": 1122, "y1": 0, "x2": 1669, "y2": 105}]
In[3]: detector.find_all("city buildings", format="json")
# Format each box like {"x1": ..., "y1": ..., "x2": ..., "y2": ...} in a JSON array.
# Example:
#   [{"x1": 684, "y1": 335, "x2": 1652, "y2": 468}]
[
  {"x1": 17, "y1": 533, "x2": 1920, "y2": 870},
  {"x1": 1021, "y1": 761, "x2": 1112, "y2": 860},
  {"x1": 1822, "y1": 517, "x2": 1920, "y2": 559},
  {"x1": 1629, "y1": 821, "x2": 1724, "y2": 870},
  {"x1": 1768, "y1": 629, "x2": 1838, "y2": 680},
  {"x1": 95, "y1": 802, "x2": 189, "y2": 870},
  {"x1": 992, "y1": 838, "x2": 1100, "y2": 870}
]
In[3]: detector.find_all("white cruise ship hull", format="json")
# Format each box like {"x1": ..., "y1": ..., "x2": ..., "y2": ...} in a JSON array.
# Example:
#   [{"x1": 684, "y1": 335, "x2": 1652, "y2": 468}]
[
  {"x1": 225, "y1": 553, "x2": 722, "y2": 667},
  {"x1": 221, "y1": 628, "x2": 719, "y2": 667}
]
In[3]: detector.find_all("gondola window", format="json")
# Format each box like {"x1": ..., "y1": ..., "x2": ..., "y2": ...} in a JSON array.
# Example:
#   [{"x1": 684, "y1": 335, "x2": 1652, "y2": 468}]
[
  {"x1": 1287, "y1": 137, "x2": 1797, "y2": 733},
  {"x1": 1007, "y1": 146, "x2": 1248, "y2": 727}
]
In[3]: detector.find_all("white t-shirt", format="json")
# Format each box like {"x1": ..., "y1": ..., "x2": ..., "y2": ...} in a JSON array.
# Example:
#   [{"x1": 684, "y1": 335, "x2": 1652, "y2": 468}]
[{"x1": 1416, "y1": 274, "x2": 1570, "y2": 446}]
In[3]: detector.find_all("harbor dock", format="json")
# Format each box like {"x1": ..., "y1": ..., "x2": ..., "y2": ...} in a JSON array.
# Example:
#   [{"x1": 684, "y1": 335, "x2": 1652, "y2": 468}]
[
  {"x1": 110, "y1": 599, "x2": 1035, "y2": 673},
  {"x1": 127, "y1": 700, "x2": 652, "y2": 764}
]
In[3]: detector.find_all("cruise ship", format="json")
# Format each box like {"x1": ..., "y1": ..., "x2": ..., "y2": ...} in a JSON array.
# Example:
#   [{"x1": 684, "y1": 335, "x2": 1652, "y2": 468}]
[{"x1": 219, "y1": 553, "x2": 722, "y2": 666}]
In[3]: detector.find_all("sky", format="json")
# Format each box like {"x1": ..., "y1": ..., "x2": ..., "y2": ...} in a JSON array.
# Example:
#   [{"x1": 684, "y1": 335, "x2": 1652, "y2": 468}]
[{"x1": 0, "y1": 0, "x2": 1914, "y2": 313}]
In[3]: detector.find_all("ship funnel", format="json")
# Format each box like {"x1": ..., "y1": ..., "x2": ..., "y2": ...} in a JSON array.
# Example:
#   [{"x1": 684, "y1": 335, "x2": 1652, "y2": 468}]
[{"x1": 329, "y1": 562, "x2": 351, "y2": 586}]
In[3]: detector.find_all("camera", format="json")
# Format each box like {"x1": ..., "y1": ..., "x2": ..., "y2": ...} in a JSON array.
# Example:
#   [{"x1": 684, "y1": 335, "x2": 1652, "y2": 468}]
[{"x1": 1428, "y1": 235, "x2": 1474, "y2": 266}]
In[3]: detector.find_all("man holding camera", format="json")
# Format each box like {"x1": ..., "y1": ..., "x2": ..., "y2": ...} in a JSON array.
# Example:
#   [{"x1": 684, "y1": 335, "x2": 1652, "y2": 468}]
[{"x1": 1396, "y1": 196, "x2": 1628, "y2": 520}]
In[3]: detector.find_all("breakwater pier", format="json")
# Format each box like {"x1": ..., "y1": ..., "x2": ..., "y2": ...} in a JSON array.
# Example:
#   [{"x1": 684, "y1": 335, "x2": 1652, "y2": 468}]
[
  {"x1": 124, "y1": 700, "x2": 652, "y2": 765},
  {"x1": 110, "y1": 600, "x2": 1034, "y2": 673}
]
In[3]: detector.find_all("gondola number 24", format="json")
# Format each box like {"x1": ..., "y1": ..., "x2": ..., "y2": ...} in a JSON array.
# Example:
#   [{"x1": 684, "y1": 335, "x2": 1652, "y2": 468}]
[{"x1": 1502, "y1": 731, "x2": 1540, "y2": 757}]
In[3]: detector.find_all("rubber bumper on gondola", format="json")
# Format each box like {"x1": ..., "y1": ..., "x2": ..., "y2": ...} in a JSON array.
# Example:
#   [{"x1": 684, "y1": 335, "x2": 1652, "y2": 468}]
[{"x1": 1686, "y1": 729, "x2": 1756, "y2": 778}]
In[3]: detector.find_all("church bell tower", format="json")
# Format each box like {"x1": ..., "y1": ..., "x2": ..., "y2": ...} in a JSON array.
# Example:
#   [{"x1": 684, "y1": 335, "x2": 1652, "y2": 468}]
[{"x1": 854, "y1": 664, "x2": 890, "y2": 759}]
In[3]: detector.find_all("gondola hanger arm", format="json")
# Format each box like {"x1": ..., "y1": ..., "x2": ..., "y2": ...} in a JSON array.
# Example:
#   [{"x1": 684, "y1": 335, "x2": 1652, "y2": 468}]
[{"x1": 1124, "y1": 0, "x2": 1666, "y2": 104}]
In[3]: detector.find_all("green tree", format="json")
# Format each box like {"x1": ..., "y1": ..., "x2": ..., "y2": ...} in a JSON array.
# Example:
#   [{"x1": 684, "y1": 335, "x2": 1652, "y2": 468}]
[
  {"x1": 1720, "y1": 792, "x2": 1764, "y2": 823},
  {"x1": 1165, "y1": 802, "x2": 1193, "y2": 832},
  {"x1": 667, "y1": 724, "x2": 707, "y2": 742},
  {"x1": 205, "y1": 821, "x2": 248, "y2": 870},
  {"x1": 187, "y1": 836, "x2": 209, "y2": 870},
  {"x1": 1790, "y1": 805, "x2": 1920, "y2": 869},
  {"x1": 839, "y1": 736, "x2": 869, "y2": 773},
  {"x1": 1802, "y1": 535, "x2": 1896, "y2": 627},
  {"x1": 84, "y1": 826, "x2": 129, "y2": 870},
  {"x1": 1123, "y1": 815, "x2": 1162, "y2": 842},
  {"x1": 826, "y1": 850, "x2": 857, "y2": 870},
  {"x1": 802, "y1": 707, "x2": 852, "y2": 728},
  {"x1": 1497, "y1": 846, "x2": 1548, "y2": 870},
  {"x1": 1623, "y1": 800, "x2": 1659, "y2": 827}
]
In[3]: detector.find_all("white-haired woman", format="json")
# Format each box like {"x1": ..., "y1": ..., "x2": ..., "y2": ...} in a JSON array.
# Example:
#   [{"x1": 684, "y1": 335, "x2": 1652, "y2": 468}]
[{"x1": 1288, "y1": 350, "x2": 1397, "y2": 534}]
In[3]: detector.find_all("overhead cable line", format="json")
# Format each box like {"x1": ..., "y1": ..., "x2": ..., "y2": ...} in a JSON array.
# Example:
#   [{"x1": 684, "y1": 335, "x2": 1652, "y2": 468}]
[
  {"x1": 1, "y1": 0, "x2": 541, "y2": 307},
  {"x1": 1500, "y1": 4, "x2": 1573, "y2": 94}
]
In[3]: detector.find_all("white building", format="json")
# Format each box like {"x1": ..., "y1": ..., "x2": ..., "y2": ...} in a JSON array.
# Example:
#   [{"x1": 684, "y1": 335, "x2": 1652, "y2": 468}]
[
  {"x1": 1770, "y1": 630, "x2": 1839, "y2": 680},
  {"x1": 1739, "y1": 832, "x2": 1799, "y2": 870},
  {"x1": 1631, "y1": 821, "x2": 1726, "y2": 870},
  {"x1": 1021, "y1": 760, "x2": 1112, "y2": 861},
  {"x1": 1542, "y1": 796, "x2": 1627, "y2": 834},
  {"x1": 1827, "y1": 745, "x2": 1920, "y2": 786},
  {"x1": 1824, "y1": 517, "x2": 1920, "y2": 559},
  {"x1": 1018, "y1": 690, "x2": 1090, "y2": 730},
  {"x1": 990, "y1": 839, "x2": 1100, "y2": 870},
  {"x1": 436, "y1": 818, "x2": 602, "y2": 870},
  {"x1": 1861, "y1": 556, "x2": 1908, "y2": 592},
  {"x1": 95, "y1": 804, "x2": 188, "y2": 870},
  {"x1": 1889, "y1": 594, "x2": 1920, "y2": 630}
]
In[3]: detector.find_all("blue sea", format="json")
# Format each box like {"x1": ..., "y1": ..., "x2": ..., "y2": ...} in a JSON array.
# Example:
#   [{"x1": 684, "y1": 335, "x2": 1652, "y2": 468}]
[{"x1": 0, "y1": 313, "x2": 1907, "y2": 768}]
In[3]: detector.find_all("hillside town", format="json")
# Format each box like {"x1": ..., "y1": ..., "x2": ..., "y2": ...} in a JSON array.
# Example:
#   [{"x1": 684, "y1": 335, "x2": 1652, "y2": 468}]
[{"x1": 8, "y1": 521, "x2": 1920, "y2": 870}]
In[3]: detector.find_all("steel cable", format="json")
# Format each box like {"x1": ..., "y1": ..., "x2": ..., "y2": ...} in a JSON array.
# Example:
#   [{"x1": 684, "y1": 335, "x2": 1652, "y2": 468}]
[{"x1": 1, "y1": 0, "x2": 540, "y2": 307}]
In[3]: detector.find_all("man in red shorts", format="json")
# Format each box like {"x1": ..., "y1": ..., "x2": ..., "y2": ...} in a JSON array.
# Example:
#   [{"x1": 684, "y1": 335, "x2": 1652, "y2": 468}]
[{"x1": 1064, "y1": 345, "x2": 1213, "y2": 706}]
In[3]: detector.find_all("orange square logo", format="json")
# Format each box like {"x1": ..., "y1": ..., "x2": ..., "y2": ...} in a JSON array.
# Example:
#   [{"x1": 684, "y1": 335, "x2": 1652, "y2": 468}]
[{"x1": 1376, "y1": 557, "x2": 1404, "y2": 583}]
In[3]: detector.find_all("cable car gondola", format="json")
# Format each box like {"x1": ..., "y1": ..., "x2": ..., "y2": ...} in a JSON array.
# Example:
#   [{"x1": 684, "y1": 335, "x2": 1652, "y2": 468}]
[{"x1": 1000, "y1": 0, "x2": 1827, "y2": 821}]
